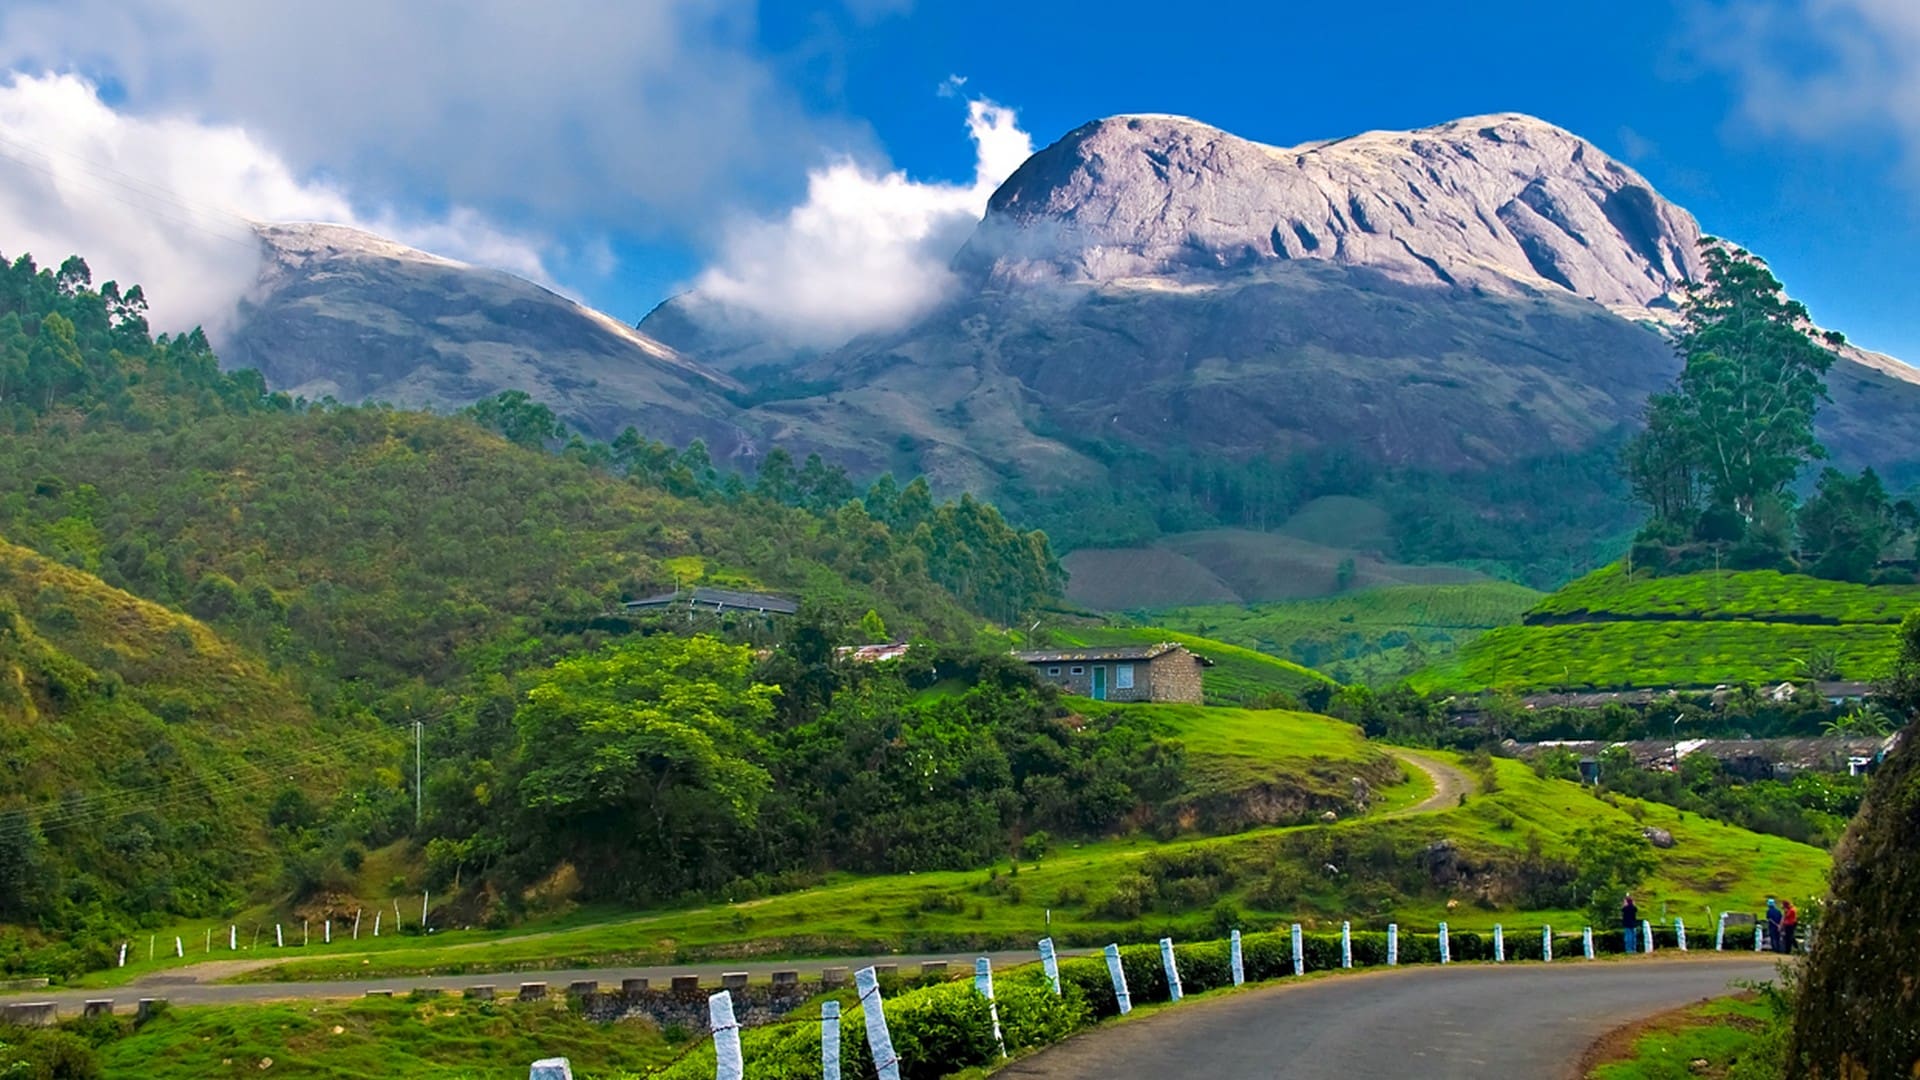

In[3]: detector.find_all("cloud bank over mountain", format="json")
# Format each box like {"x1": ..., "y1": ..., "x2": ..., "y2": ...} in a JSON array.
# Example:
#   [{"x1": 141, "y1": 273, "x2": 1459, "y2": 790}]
[{"x1": 688, "y1": 98, "x2": 1034, "y2": 344}]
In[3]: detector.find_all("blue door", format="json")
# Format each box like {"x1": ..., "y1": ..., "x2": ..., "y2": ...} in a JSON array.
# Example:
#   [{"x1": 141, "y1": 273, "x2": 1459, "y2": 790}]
[{"x1": 1091, "y1": 665, "x2": 1107, "y2": 701}]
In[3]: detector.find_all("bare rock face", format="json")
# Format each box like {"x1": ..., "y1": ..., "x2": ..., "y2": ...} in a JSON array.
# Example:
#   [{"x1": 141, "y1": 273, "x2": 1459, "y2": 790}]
[
  {"x1": 964, "y1": 113, "x2": 1704, "y2": 320},
  {"x1": 227, "y1": 223, "x2": 753, "y2": 451}
]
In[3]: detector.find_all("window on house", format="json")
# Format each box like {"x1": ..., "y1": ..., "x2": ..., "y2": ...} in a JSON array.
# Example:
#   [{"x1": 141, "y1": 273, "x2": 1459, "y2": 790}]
[
  {"x1": 1069, "y1": 666, "x2": 1085, "y2": 675},
  {"x1": 1046, "y1": 666, "x2": 1061, "y2": 677},
  {"x1": 1115, "y1": 663, "x2": 1135, "y2": 690}
]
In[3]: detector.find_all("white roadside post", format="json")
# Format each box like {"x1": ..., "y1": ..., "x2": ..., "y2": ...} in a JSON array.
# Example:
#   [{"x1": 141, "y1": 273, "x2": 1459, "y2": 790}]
[
  {"x1": 1291, "y1": 924, "x2": 1304, "y2": 976},
  {"x1": 1340, "y1": 922, "x2": 1352, "y2": 969},
  {"x1": 117, "y1": 943, "x2": 126, "y2": 968},
  {"x1": 1103, "y1": 945, "x2": 1131, "y2": 1015},
  {"x1": 205, "y1": 928, "x2": 211, "y2": 954},
  {"x1": 1643, "y1": 919, "x2": 1655, "y2": 953},
  {"x1": 229, "y1": 925, "x2": 237, "y2": 951},
  {"x1": 821, "y1": 1000, "x2": 841, "y2": 1080},
  {"x1": 1541, "y1": 926, "x2": 1552, "y2": 963},
  {"x1": 1386, "y1": 924, "x2": 1398, "y2": 966},
  {"x1": 709, "y1": 990, "x2": 743, "y2": 1080},
  {"x1": 325, "y1": 920, "x2": 331, "y2": 945},
  {"x1": 855, "y1": 966, "x2": 902, "y2": 1080},
  {"x1": 1583, "y1": 927, "x2": 1595, "y2": 960},
  {"x1": 1716, "y1": 912, "x2": 1728, "y2": 951},
  {"x1": 373, "y1": 912, "x2": 381, "y2": 938},
  {"x1": 174, "y1": 937, "x2": 182, "y2": 959},
  {"x1": 1159, "y1": 939, "x2": 1183, "y2": 1002},
  {"x1": 1675, "y1": 917, "x2": 1687, "y2": 951},
  {"x1": 275, "y1": 924, "x2": 283, "y2": 949},
  {"x1": 975, "y1": 958, "x2": 1005, "y2": 1056},
  {"x1": 1230, "y1": 929, "x2": 1245, "y2": 986},
  {"x1": 1438, "y1": 922, "x2": 1451, "y2": 965},
  {"x1": 1754, "y1": 923, "x2": 1763, "y2": 952},
  {"x1": 1493, "y1": 924, "x2": 1505, "y2": 963},
  {"x1": 353, "y1": 908, "x2": 361, "y2": 941},
  {"x1": 1038, "y1": 938, "x2": 1061, "y2": 996}
]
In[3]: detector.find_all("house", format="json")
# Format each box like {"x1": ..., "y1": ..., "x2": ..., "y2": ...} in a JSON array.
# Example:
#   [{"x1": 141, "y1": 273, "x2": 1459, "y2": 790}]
[
  {"x1": 1012, "y1": 643, "x2": 1211, "y2": 703},
  {"x1": 837, "y1": 643, "x2": 913, "y2": 663}
]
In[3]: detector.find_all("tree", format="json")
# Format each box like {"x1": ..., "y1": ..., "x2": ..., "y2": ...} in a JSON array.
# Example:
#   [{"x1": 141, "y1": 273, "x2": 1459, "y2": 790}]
[
  {"x1": 1567, "y1": 822, "x2": 1658, "y2": 927},
  {"x1": 512, "y1": 635, "x2": 775, "y2": 900},
  {"x1": 463, "y1": 390, "x2": 564, "y2": 449},
  {"x1": 859, "y1": 608, "x2": 889, "y2": 643},
  {"x1": 1625, "y1": 240, "x2": 1839, "y2": 534},
  {"x1": 1798, "y1": 466, "x2": 1894, "y2": 582}
]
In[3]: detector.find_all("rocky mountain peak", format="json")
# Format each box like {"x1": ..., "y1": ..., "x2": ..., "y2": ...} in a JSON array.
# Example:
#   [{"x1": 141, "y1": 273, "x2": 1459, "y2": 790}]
[{"x1": 963, "y1": 111, "x2": 1706, "y2": 318}]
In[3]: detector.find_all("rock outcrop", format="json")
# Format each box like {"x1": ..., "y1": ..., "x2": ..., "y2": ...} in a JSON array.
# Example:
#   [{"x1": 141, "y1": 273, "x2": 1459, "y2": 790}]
[
  {"x1": 961, "y1": 113, "x2": 1705, "y2": 320},
  {"x1": 227, "y1": 223, "x2": 752, "y2": 451}
]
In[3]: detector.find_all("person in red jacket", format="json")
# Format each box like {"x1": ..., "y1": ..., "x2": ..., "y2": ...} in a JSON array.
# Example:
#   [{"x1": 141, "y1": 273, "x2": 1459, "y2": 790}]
[{"x1": 1782, "y1": 899, "x2": 1799, "y2": 953}]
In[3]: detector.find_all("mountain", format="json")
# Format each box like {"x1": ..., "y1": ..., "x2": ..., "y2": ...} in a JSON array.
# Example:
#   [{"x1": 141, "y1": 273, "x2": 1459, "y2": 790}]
[
  {"x1": 226, "y1": 223, "x2": 754, "y2": 453},
  {"x1": 636, "y1": 113, "x2": 1920, "y2": 592}
]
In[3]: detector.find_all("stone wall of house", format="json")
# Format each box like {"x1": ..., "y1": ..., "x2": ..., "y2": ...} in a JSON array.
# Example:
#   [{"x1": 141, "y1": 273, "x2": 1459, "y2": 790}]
[
  {"x1": 1028, "y1": 660, "x2": 1154, "y2": 702},
  {"x1": 1146, "y1": 649, "x2": 1205, "y2": 704}
]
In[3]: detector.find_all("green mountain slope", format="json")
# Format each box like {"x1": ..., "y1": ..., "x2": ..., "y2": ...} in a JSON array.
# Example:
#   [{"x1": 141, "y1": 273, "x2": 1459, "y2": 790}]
[
  {"x1": 1412, "y1": 565, "x2": 1920, "y2": 693},
  {"x1": 0, "y1": 536, "x2": 386, "y2": 971}
]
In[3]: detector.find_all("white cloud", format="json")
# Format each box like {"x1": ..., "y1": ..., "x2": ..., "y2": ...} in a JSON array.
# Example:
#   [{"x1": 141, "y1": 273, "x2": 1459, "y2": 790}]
[
  {"x1": 1696, "y1": 0, "x2": 1920, "y2": 176},
  {"x1": 0, "y1": 72, "x2": 550, "y2": 336},
  {"x1": 0, "y1": 0, "x2": 862, "y2": 235},
  {"x1": 690, "y1": 98, "x2": 1033, "y2": 345}
]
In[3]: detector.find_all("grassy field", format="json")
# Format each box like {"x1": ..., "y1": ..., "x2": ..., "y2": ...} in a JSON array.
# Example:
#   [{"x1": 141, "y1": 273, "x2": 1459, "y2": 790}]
[
  {"x1": 210, "y1": 753, "x2": 1827, "y2": 986},
  {"x1": 1071, "y1": 699, "x2": 1406, "y2": 813},
  {"x1": 92, "y1": 995, "x2": 675, "y2": 1079},
  {"x1": 1154, "y1": 582, "x2": 1542, "y2": 685},
  {"x1": 1586, "y1": 995, "x2": 1775, "y2": 1080},
  {"x1": 1047, "y1": 625, "x2": 1335, "y2": 704},
  {"x1": 1409, "y1": 620, "x2": 1901, "y2": 693},
  {"x1": 1535, "y1": 564, "x2": 1920, "y2": 623}
]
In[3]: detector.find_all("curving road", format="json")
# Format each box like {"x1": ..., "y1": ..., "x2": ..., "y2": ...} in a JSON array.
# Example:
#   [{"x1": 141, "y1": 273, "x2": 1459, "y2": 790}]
[
  {"x1": 1382, "y1": 748, "x2": 1473, "y2": 817},
  {"x1": 1003, "y1": 957, "x2": 1777, "y2": 1080}
]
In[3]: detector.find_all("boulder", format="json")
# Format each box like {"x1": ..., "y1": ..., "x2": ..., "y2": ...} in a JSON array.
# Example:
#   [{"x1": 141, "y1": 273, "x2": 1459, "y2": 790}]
[{"x1": 1642, "y1": 827, "x2": 1676, "y2": 849}]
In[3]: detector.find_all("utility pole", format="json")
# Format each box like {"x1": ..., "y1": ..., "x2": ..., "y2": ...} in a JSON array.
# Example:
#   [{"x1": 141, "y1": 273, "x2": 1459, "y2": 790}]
[{"x1": 414, "y1": 718, "x2": 423, "y2": 830}]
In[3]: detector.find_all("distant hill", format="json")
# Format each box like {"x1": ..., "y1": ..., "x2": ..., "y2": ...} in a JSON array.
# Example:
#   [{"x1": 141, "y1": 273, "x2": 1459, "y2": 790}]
[
  {"x1": 0, "y1": 535, "x2": 382, "y2": 966},
  {"x1": 1411, "y1": 565, "x2": 1920, "y2": 693}
]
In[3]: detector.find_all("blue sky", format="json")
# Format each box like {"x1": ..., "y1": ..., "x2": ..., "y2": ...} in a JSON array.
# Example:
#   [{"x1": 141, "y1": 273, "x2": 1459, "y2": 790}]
[{"x1": 0, "y1": 0, "x2": 1914, "y2": 359}]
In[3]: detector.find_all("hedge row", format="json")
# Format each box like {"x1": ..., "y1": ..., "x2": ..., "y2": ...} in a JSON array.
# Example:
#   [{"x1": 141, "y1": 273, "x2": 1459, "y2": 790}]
[{"x1": 653, "y1": 924, "x2": 1736, "y2": 1079}]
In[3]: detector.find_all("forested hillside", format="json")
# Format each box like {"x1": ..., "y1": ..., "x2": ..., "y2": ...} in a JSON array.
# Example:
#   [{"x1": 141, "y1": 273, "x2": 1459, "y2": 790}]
[
  {"x1": 0, "y1": 536, "x2": 388, "y2": 973},
  {"x1": 0, "y1": 250, "x2": 1073, "y2": 970}
]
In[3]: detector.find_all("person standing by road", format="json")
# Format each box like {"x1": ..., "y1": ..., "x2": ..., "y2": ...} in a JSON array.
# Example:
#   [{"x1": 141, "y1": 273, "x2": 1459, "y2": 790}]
[
  {"x1": 1782, "y1": 899, "x2": 1798, "y2": 953},
  {"x1": 1766, "y1": 898, "x2": 1784, "y2": 953},
  {"x1": 1622, "y1": 893, "x2": 1639, "y2": 953}
]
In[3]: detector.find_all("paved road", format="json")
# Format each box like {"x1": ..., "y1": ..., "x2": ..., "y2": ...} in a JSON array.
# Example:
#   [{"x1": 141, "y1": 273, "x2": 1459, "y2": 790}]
[
  {"x1": 0, "y1": 949, "x2": 1090, "y2": 1015},
  {"x1": 1003, "y1": 957, "x2": 1777, "y2": 1080}
]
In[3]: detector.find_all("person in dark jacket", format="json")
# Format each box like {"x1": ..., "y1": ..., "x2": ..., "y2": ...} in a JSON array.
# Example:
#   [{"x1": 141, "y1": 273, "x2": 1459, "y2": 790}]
[
  {"x1": 1766, "y1": 898, "x2": 1784, "y2": 952},
  {"x1": 1622, "y1": 893, "x2": 1639, "y2": 953}
]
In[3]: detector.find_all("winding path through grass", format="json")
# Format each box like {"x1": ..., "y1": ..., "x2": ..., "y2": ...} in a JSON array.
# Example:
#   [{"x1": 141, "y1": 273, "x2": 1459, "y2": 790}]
[{"x1": 1383, "y1": 748, "x2": 1475, "y2": 817}]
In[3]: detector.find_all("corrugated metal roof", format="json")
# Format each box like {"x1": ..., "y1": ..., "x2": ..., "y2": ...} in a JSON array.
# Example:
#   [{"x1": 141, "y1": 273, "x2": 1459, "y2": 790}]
[
  {"x1": 1014, "y1": 643, "x2": 1185, "y2": 663},
  {"x1": 623, "y1": 587, "x2": 799, "y2": 615}
]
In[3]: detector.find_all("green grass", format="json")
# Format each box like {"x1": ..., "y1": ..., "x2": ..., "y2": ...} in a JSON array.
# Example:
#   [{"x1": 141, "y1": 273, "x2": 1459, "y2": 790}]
[
  {"x1": 1047, "y1": 625, "x2": 1335, "y2": 704},
  {"x1": 1154, "y1": 582, "x2": 1543, "y2": 685},
  {"x1": 93, "y1": 995, "x2": 674, "y2": 1079},
  {"x1": 1411, "y1": 616, "x2": 1900, "y2": 693},
  {"x1": 1067, "y1": 698, "x2": 1403, "y2": 806},
  {"x1": 216, "y1": 753, "x2": 1826, "y2": 986},
  {"x1": 1536, "y1": 564, "x2": 1920, "y2": 623},
  {"x1": 1587, "y1": 995, "x2": 1772, "y2": 1080}
]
